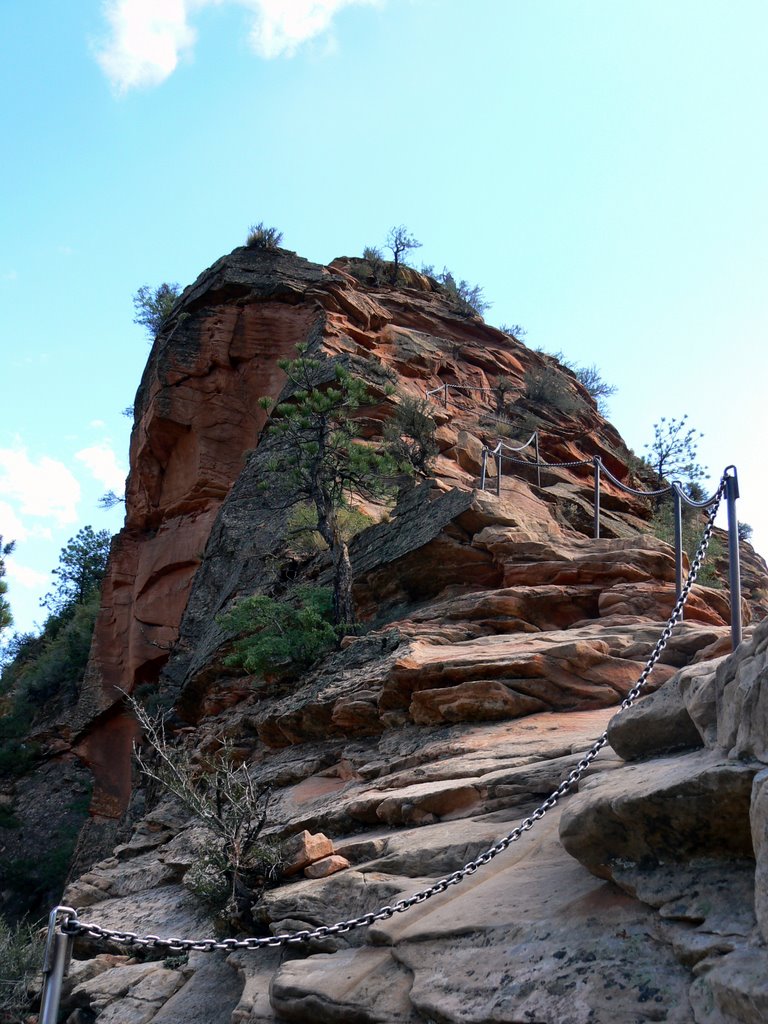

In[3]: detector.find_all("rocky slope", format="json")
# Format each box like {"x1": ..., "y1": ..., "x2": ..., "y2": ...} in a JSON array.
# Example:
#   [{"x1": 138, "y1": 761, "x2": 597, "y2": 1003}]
[{"x1": 3, "y1": 244, "x2": 767, "y2": 1022}]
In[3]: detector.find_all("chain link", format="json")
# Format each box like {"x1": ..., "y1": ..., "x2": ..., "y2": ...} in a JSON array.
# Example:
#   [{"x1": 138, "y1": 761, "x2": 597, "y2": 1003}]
[
  {"x1": 499, "y1": 454, "x2": 592, "y2": 469},
  {"x1": 59, "y1": 477, "x2": 727, "y2": 954}
]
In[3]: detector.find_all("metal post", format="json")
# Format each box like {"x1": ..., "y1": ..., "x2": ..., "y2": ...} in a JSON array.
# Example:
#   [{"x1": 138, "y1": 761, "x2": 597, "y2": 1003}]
[
  {"x1": 443, "y1": 382, "x2": 448, "y2": 407},
  {"x1": 40, "y1": 907, "x2": 75, "y2": 1024},
  {"x1": 534, "y1": 432, "x2": 541, "y2": 489},
  {"x1": 593, "y1": 458, "x2": 601, "y2": 539},
  {"x1": 480, "y1": 448, "x2": 487, "y2": 491},
  {"x1": 725, "y1": 467, "x2": 742, "y2": 650},
  {"x1": 673, "y1": 486, "x2": 684, "y2": 621},
  {"x1": 496, "y1": 449, "x2": 502, "y2": 497}
]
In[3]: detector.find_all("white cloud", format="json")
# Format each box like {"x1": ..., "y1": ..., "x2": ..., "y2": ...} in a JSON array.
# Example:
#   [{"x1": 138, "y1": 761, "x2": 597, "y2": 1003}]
[
  {"x1": 0, "y1": 501, "x2": 53, "y2": 543},
  {"x1": 0, "y1": 448, "x2": 80, "y2": 526},
  {"x1": 75, "y1": 442, "x2": 127, "y2": 491},
  {"x1": 95, "y1": 0, "x2": 380, "y2": 91},
  {"x1": 6, "y1": 562, "x2": 50, "y2": 591},
  {"x1": 242, "y1": 0, "x2": 381, "y2": 59},
  {"x1": 90, "y1": 419, "x2": 107, "y2": 429},
  {"x1": 2, "y1": 270, "x2": 18, "y2": 282},
  {"x1": 95, "y1": 0, "x2": 197, "y2": 94}
]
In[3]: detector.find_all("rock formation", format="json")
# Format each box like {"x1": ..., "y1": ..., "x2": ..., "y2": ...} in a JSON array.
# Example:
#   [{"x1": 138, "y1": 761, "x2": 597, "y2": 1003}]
[{"x1": 2, "y1": 244, "x2": 767, "y2": 1022}]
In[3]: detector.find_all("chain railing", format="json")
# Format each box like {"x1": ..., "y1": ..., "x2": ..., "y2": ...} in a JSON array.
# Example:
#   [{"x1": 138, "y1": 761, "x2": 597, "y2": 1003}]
[
  {"x1": 423, "y1": 383, "x2": 742, "y2": 641},
  {"x1": 481, "y1": 442, "x2": 742, "y2": 650},
  {"x1": 425, "y1": 381, "x2": 515, "y2": 407},
  {"x1": 38, "y1": 480, "x2": 728, "y2": 1023}
]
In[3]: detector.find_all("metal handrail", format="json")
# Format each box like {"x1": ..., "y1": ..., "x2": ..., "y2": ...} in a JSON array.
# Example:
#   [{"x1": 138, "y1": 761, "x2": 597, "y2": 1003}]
[{"x1": 481, "y1": 448, "x2": 742, "y2": 650}]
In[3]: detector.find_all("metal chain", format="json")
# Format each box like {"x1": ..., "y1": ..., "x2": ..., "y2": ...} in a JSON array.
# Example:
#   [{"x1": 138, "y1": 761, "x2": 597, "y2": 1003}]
[
  {"x1": 59, "y1": 477, "x2": 726, "y2": 954},
  {"x1": 500, "y1": 454, "x2": 592, "y2": 469}
]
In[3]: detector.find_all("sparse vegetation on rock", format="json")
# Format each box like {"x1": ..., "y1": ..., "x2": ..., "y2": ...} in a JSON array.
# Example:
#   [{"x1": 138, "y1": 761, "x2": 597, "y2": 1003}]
[
  {"x1": 384, "y1": 225, "x2": 421, "y2": 283},
  {"x1": 130, "y1": 697, "x2": 281, "y2": 925},
  {"x1": 132, "y1": 282, "x2": 181, "y2": 340},
  {"x1": 383, "y1": 396, "x2": 438, "y2": 476},
  {"x1": 245, "y1": 222, "x2": 284, "y2": 249},
  {"x1": 0, "y1": 914, "x2": 42, "y2": 1023}
]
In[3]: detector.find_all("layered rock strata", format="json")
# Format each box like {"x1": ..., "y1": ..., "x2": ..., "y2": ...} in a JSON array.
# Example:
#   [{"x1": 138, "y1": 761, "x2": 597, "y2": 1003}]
[{"x1": 10, "y1": 243, "x2": 767, "y2": 1021}]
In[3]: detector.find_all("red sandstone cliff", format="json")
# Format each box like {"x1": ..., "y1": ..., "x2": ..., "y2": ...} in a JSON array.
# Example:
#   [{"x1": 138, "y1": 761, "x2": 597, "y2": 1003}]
[
  {"x1": 7, "y1": 244, "x2": 766, "y2": 1024},
  {"x1": 50, "y1": 245, "x2": 762, "y2": 823}
]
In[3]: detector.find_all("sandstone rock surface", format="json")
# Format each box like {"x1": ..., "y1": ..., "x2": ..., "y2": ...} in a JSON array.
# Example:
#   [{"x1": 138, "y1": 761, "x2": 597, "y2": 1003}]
[{"x1": 11, "y1": 244, "x2": 768, "y2": 1023}]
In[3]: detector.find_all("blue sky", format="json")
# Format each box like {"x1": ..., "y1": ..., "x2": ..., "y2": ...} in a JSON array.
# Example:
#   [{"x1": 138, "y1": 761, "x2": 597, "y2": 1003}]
[{"x1": 1, "y1": 0, "x2": 766, "y2": 637}]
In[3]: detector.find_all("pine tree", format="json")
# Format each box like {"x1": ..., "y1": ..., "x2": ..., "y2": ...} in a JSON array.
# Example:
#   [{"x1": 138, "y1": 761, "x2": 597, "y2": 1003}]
[
  {"x1": 0, "y1": 537, "x2": 14, "y2": 634},
  {"x1": 260, "y1": 349, "x2": 402, "y2": 625},
  {"x1": 41, "y1": 526, "x2": 111, "y2": 617}
]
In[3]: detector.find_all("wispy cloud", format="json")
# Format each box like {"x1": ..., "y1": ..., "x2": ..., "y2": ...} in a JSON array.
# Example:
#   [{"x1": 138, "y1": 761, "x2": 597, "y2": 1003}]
[
  {"x1": 0, "y1": 501, "x2": 52, "y2": 544},
  {"x1": 0, "y1": 448, "x2": 81, "y2": 526},
  {"x1": 6, "y1": 561, "x2": 50, "y2": 591},
  {"x1": 75, "y1": 441, "x2": 127, "y2": 491},
  {"x1": 95, "y1": 0, "x2": 381, "y2": 92},
  {"x1": 2, "y1": 270, "x2": 18, "y2": 282}
]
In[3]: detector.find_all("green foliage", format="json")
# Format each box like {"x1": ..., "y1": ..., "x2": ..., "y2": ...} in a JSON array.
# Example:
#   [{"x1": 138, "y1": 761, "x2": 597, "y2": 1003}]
[
  {"x1": 0, "y1": 538, "x2": 14, "y2": 637},
  {"x1": 186, "y1": 839, "x2": 283, "y2": 916},
  {"x1": 738, "y1": 521, "x2": 753, "y2": 543},
  {"x1": 650, "y1": 500, "x2": 723, "y2": 587},
  {"x1": 439, "y1": 270, "x2": 490, "y2": 316},
  {"x1": 524, "y1": 365, "x2": 582, "y2": 415},
  {"x1": 133, "y1": 282, "x2": 181, "y2": 340},
  {"x1": 15, "y1": 594, "x2": 100, "y2": 703},
  {"x1": 0, "y1": 915, "x2": 43, "y2": 1023},
  {"x1": 245, "y1": 222, "x2": 283, "y2": 249},
  {"x1": 573, "y1": 364, "x2": 617, "y2": 415},
  {"x1": 286, "y1": 503, "x2": 373, "y2": 556},
  {"x1": 359, "y1": 245, "x2": 387, "y2": 285},
  {"x1": 383, "y1": 396, "x2": 438, "y2": 474},
  {"x1": 218, "y1": 586, "x2": 336, "y2": 679},
  {"x1": 644, "y1": 415, "x2": 707, "y2": 490},
  {"x1": 421, "y1": 264, "x2": 490, "y2": 316},
  {"x1": 41, "y1": 525, "x2": 110, "y2": 617},
  {"x1": 260, "y1": 347, "x2": 406, "y2": 623}
]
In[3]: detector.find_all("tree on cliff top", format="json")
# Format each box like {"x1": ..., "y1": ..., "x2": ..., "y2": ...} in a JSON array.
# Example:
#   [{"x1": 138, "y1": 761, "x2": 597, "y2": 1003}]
[
  {"x1": 644, "y1": 414, "x2": 707, "y2": 491},
  {"x1": 259, "y1": 348, "x2": 402, "y2": 625},
  {"x1": 384, "y1": 225, "x2": 421, "y2": 284},
  {"x1": 133, "y1": 282, "x2": 181, "y2": 340}
]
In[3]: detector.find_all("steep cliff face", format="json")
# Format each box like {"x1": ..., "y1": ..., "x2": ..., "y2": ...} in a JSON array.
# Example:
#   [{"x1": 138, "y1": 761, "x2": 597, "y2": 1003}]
[
  {"x1": 68, "y1": 243, "x2": 704, "y2": 819},
  {"x1": 12, "y1": 243, "x2": 768, "y2": 1022}
]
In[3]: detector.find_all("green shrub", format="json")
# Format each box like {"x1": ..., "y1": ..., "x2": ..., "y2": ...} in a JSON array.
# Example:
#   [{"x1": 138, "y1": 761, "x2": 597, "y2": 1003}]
[
  {"x1": 384, "y1": 396, "x2": 438, "y2": 475},
  {"x1": 13, "y1": 593, "x2": 100, "y2": 704},
  {"x1": 217, "y1": 586, "x2": 337, "y2": 679},
  {"x1": 245, "y1": 222, "x2": 283, "y2": 249},
  {"x1": 573, "y1": 364, "x2": 617, "y2": 415},
  {"x1": 524, "y1": 365, "x2": 582, "y2": 415},
  {"x1": 650, "y1": 500, "x2": 723, "y2": 588},
  {"x1": 133, "y1": 283, "x2": 181, "y2": 340},
  {"x1": 0, "y1": 915, "x2": 43, "y2": 1023},
  {"x1": 738, "y1": 522, "x2": 753, "y2": 543}
]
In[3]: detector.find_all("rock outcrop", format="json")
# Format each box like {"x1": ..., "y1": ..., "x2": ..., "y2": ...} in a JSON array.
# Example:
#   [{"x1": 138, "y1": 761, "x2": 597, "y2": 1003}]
[{"x1": 5, "y1": 244, "x2": 767, "y2": 1022}]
